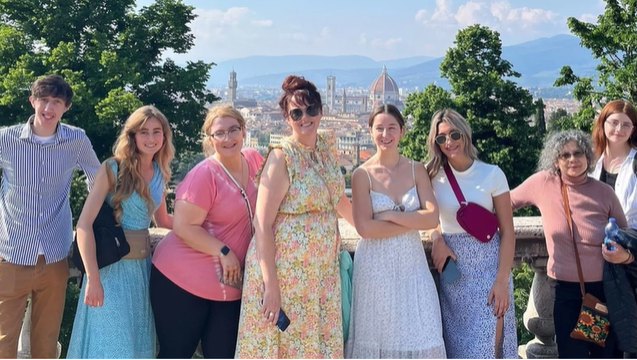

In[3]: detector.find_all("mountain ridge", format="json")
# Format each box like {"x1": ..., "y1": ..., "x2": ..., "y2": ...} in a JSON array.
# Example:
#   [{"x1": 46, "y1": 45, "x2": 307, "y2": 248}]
[{"x1": 209, "y1": 34, "x2": 597, "y2": 89}]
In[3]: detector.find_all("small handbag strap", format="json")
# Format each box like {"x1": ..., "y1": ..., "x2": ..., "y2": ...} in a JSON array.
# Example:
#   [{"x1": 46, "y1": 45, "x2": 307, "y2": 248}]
[
  {"x1": 212, "y1": 156, "x2": 254, "y2": 237},
  {"x1": 443, "y1": 163, "x2": 467, "y2": 205},
  {"x1": 560, "y1": 179, "x2": 586, "y2": 298}
]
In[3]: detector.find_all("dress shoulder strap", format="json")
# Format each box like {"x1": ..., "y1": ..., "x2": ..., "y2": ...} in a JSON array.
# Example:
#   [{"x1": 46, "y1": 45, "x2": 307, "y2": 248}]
[
  {"x1": 411, "y1": 159, "x2": 416, "y2": 186},
  {"x1": 362, "y1": 167, "x2": 373, "y2": 191}
]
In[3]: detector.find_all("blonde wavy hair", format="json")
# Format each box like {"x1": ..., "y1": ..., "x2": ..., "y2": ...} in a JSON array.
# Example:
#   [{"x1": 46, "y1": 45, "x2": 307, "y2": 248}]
[
  {"x1": 109, "y1": 105, "x2": 175, "y2": 223},
  {"x1": 201, "y1": 105, "x2": 246, "y2": 156},
  {"x1": 425, "y1": 108, "x2": 479, "y2": 179}
]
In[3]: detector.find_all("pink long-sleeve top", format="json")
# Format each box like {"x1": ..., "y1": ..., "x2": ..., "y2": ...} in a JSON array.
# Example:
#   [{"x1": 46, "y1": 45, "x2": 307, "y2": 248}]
[{"x1": 510, "y1": 170, "x2": 627, "y2": 282}]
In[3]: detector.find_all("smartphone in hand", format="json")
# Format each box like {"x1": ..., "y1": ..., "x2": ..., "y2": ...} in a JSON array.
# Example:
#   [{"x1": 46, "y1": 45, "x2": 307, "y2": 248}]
[
  {"x1": 441, "y1": 256, "x2": 460, "y2": 283},
  {"x1": 260, "y1": 300, "x2": 291, "y2": 332},
  {"x1": 276, "y1": 309, "x2": 291, "y2": 332}
]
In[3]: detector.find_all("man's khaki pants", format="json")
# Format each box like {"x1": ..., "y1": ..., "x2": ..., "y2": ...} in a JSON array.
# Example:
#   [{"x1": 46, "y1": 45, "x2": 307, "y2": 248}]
[{"x1": 0, "y1": 256, "x2": 69, "y2": 359}]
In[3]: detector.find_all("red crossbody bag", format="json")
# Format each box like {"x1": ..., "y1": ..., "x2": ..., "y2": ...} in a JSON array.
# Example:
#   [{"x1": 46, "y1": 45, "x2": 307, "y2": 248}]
[{"x1": 443, "y1": 164, "x2": 498, "y2": 242}]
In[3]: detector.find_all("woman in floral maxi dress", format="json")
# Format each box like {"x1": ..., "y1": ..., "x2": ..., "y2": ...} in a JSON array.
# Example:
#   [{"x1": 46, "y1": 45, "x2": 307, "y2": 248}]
[{"x1": 235, "y1": 75, "x2": 353, "y2": 358}]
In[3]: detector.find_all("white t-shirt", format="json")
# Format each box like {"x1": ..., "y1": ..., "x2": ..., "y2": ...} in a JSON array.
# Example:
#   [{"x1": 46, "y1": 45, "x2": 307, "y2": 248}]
[{"x1": 431, "y1": 160, "x2": 510, "y2": 234}]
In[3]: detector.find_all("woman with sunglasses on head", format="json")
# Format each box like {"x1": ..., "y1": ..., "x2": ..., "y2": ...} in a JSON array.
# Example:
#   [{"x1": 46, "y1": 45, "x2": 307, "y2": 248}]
[
  {"x1": 428, "y1": 109, "x2": 517, "y2": 358},
  {"x1": 590, "y1": 101, "x2": 637, "y2": 357},
  {"x1": 345, "y1": 104, "x2": 445, "y2": 358},
  {"x1": 235, "y1": 75, "x2": 354, "y2": 358},
  {"x1": 511, "y1": 129, "x2": 627, "y2": 358},
  {"x1": 150, "y1": 106, "x2": 263, "y2": 358}
]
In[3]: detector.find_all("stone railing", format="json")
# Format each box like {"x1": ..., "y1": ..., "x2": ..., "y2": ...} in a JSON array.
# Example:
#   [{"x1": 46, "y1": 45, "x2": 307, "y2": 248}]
[{"x1": 19, "y1": 216, "x2": 553, "y2": 359}]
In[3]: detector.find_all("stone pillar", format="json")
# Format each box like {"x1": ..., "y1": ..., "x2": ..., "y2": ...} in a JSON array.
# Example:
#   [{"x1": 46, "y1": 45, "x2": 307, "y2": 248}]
[
  {"x1": 17, "y1": 294, "x2": 62, "y2": 359},
  {"x1": 518, "y1": 261, "x2": 558, "y2": 359}
]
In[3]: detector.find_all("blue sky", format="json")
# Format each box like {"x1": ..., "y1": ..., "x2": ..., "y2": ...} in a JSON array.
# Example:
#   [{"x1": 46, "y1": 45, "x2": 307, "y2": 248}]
[{"x1": 136, "y1": 0, "x2": 605, "y2": 63}]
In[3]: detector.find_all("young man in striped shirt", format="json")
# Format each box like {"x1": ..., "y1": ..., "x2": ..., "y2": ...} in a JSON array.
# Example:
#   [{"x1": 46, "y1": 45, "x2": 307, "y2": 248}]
[{"x1": 0, "y1": 74, "x2": 100, "y2": 358}]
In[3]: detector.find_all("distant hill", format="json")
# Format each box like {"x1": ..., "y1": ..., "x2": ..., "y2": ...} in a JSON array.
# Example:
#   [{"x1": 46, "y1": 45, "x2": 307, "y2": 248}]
[
  {"x1": 209, "y1": 55, "x2": 433, "y2": 85},
  {"x1": 211, "y1": 35, "x2": 597, "y2": 89}
]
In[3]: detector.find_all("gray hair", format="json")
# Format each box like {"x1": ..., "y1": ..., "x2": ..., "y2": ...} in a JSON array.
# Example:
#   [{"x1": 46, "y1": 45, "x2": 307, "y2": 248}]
[{"x1": 537, "y1": 129, "x2": 595, "y2": 175}]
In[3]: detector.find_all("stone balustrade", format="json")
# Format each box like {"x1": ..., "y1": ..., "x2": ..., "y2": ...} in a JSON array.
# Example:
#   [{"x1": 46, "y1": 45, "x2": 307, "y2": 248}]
[{"x1": 19, "y1": 216, "x2": 553, "y2": 359}]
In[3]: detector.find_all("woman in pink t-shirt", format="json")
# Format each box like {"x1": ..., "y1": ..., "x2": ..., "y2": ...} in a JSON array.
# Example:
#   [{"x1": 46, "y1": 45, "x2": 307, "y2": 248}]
[{"x1": 149, "y1": 105, "x2": 263, "y2": 359}]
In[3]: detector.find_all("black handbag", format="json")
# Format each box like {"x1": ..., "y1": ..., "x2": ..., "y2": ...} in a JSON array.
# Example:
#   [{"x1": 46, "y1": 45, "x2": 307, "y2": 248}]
[
  {"x1": 71, "y1": 160, "x2": 129, "y2": 273},
  {"x1": 72, "y1": 200, "x2": 130, "y2": 273}
]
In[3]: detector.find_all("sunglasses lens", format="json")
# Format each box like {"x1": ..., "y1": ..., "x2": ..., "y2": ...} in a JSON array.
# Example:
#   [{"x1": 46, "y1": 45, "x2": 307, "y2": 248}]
[
  {"x1": 450, "y1": 132, "x2": 462, "y2": 141},
  {"x1": 306, "y1": 105, "x2": 319, "y2": 117},
  {"x1": 290, "y1": 109, "x2": 302, "y2": 121},
  {"x1": 435, "y1": 135, "x2": 446, "y2": 145}
]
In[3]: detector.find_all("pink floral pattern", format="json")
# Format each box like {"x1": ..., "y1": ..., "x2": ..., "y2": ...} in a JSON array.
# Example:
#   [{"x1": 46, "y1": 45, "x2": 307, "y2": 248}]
[{"x1": 235, "y1": 133, "x2": 345, "y2": 359}]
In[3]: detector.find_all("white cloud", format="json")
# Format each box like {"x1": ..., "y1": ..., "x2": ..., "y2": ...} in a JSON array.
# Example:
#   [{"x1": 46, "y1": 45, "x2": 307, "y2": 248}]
[
  {"x1": 251, "y1": 19, "x2": 273, "y2": 27},
  {"x1": 280, "y1": 32, "x2": 309, "y2": 42},
  {"x1": 371, "y1": 37, "x2": 403, "y2": 49},
  {"x1": 415, "y1": 9, "x2": 427, "y2": 22},
  {"x1": 416, "y1": 0, "x2": 561, "y2": 32},
  {"x1": 578, "y1": 13, "x2": 597, "y2": 23},
  {"x1": 455, "y1": 1, "x2": 490, "y2": 27},
  {"x1": 316, "y1": 27, "x2": 331, "y2": 42},
  {"x1": 359, "y1": 32, "x2": 367, "y2": 45}
]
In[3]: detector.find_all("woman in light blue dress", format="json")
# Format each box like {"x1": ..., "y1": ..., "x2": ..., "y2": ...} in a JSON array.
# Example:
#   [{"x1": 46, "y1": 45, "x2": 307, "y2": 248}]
[{"x1": 67, "y1": 105, "x2": 174, "y2": 358}]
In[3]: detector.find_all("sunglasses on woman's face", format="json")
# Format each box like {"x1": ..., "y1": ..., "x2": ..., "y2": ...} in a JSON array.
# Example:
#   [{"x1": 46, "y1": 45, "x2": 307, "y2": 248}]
[
  {"x1": 435, "y1": 131, "x2": 462, "y2": 145},
  {"x1": 289, "y1": 104, "x2": 319, "y2": 121},
  {"x1": 558, "y1": 150, "x2": 585, "y2": 161}
]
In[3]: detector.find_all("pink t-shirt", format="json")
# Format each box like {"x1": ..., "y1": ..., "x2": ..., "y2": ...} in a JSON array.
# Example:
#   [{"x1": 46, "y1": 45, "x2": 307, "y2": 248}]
[{"x1": 153, "y1": 148, "x2": 263, "y2": 301}]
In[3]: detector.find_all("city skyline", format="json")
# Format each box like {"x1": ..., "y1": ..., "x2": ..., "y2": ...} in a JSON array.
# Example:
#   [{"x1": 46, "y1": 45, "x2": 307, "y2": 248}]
[{"x1": 136, "y1": 0, "x2": 605, "y2": 63}]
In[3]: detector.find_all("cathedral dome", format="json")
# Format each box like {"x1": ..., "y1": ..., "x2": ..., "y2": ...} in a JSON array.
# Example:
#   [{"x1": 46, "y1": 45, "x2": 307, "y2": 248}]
[{"x1": 369, "y1": 65, "x2": 399, "y2": 95}]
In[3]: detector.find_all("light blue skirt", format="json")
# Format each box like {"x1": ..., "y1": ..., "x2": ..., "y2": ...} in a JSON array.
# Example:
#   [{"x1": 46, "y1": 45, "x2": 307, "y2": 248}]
[
  {"x1": 67, "y1": 256, "x2": 155, "y2": 359},
  {"x1": 439, "y1": 232, "x2": 517, "y2": 359}
]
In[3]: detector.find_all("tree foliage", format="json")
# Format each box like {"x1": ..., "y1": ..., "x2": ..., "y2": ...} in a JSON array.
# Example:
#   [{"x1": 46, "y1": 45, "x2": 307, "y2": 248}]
[
  {"x1": 0, "y1": 0, "x2": 219, "y2": 160},
  {"x1": 402, "y1": 24, "x2": 541, "y2": 188},
  {"x1": 547, "y1": 108, "x2": 576, "y2": 133},
  {"x1": 535, "y1": 98, "x2": 546, "y2": 136},
  {"x1": 554, "y1": 0, "x2": 637, "y2": 130}
]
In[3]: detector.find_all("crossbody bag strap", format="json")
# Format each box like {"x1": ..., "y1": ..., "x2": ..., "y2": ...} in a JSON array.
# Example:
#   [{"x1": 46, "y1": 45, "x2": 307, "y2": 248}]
[
  {"x1": 212, "y1": 157, "x2": 254, "y2": 237},
  {"x1": 443, "y1": 163, "x2": 467, "y2": 205},
  {"x1": 560, "y1": 179, "x2": 586, "y2": 298}
]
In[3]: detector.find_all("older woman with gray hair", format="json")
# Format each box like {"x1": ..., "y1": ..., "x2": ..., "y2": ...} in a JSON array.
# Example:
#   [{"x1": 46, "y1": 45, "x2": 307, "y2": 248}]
[{"x1": 511, "y1": 129, "x2": 627, "y2": 359}]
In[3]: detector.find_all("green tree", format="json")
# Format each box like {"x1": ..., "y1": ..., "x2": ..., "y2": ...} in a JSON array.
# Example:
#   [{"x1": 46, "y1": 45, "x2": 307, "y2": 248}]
[
  {"x1": 554, "y1": 0, "x2": 637, "y2": 130},
  {"x1": 258, "y1": 132, "x2": 271, "y2": 147},
  {"x1": 400, "y1": 84, "x2": 455, "y2": 162},
  {"x1": 535, "y1": 98, "x2": 546, "y2": 136},
  {"x1": 0, "y1": 0, "x2": 219, "y2": 160},
  {"x1": 402, "y1": 24, "x2": 541, "y2": 188},
  {"x1": 547, "y1": 108, "x2": 576, "y2": 132}
]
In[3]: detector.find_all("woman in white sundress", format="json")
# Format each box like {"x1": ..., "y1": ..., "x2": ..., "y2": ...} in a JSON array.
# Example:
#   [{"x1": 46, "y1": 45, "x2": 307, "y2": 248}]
[{"x1": 345, "y1": 104, "x2": 446, "y2": 359}]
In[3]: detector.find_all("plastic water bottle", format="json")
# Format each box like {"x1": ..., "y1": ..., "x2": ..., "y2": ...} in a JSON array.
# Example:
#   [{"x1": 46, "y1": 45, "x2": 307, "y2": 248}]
[{"x1": 604, "y1": 217, "x2": 618, "y2": 251}]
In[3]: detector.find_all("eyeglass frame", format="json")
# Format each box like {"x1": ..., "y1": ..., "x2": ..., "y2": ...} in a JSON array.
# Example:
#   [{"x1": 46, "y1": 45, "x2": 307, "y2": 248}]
[
  {"x1": 289, "y1": 104, "x2": 320, "y2": 121},
  {"x1": 557, "y1": 150, "x2": 585, "y2": 161},
  {"x1": 434, "y1": 131, "x2": 462, "y2": 145},
  {"x1": 209, "y1": 125, "x2": 243, "y2": 140},
  {"x1": 605, "y1": 119, "x2": 635, "y2": 132}
]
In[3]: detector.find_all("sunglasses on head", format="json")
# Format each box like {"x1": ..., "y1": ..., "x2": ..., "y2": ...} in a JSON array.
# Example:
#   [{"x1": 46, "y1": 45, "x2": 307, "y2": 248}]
[
  {"x1": 289, "y1": 104, "x2": 319, "y2": 121},
  {"x1": 435, "y1": 131, "x2": 462, "y2": 145}
]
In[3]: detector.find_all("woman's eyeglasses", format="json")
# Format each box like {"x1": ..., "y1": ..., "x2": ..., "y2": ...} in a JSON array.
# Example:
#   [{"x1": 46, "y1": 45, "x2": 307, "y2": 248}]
[
  {"x1": 210, "y1": 126, "x2": 242, "y2": 140},
  {"x1": 558, "y1": 150, "x2": 585, "y2": 161},
  {"x1": 435, "y1": 131, "x2": 462, "y2": 145},
  {"x1": 605, "y1": 120, "x2": 634, "y2": 132},
  {"x1": 289, "y1": 104, "x2": 319, "y2": 121}
]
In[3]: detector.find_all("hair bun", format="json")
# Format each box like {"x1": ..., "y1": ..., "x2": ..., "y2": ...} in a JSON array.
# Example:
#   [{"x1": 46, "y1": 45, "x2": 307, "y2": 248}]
[{"x1": 281, "y1": 75, "x2": 317, "y2": 93}]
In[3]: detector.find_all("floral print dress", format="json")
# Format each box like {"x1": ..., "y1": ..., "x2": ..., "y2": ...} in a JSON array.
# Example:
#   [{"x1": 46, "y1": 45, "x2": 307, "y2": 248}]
[{"x1": 235, "y1": 133, "x2": 344, "y2": 358}]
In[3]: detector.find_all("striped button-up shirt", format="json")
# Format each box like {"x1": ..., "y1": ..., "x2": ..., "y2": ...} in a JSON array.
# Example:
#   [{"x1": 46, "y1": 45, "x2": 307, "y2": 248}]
[{"x1": 0, "y1": 117, "x2": 100, "y2": 265}]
